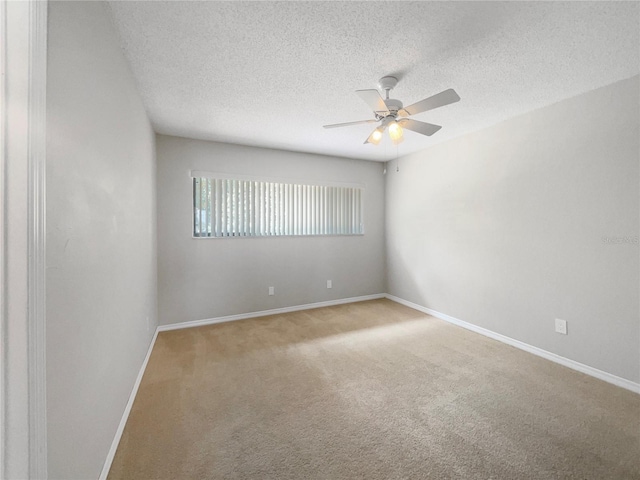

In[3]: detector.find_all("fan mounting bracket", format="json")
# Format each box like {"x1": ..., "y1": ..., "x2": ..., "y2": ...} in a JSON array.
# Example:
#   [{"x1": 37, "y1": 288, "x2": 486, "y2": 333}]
[{"x1": 378, "y1": 76, "x2": 399, "y2": 93}]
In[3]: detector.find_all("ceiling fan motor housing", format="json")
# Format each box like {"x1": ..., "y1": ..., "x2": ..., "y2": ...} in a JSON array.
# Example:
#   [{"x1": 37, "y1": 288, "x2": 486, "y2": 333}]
[{"x1": 384, "y1": 98, "x2": 403, "y2": 116}]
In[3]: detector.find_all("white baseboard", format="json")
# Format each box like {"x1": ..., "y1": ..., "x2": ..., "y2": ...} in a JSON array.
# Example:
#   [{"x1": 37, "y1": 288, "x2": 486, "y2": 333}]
[
  {"x1": 385, "y1": 294, "x2": 640, "y2": 394},
  {"x1": 158, "y1": 293, "x2": 386, "y2": 332},
  {"x1": 99, "y1": 329, "x2": 159, "y2": 480}
]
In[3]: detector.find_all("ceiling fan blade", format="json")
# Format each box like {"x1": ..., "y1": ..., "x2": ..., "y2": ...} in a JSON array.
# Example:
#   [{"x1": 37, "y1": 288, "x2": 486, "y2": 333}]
[
  {"x1": 356, "y1": 89, "x2": 390, "y2": 115},
  {"x1": 323, "y1": 119, "x2": 377, "y2": 129},
  {"x1": 398, "y1": 88, "x2": 460, "y2": 117},
  {"x1": 398, "y1": 118, "x2": 442, "y2": 136}
]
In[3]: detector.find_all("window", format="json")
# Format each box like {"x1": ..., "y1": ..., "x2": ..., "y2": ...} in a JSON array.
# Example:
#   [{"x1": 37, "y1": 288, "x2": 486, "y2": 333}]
[{"x1": 192, "y1": 173, "x2": 364, "y2": 238}]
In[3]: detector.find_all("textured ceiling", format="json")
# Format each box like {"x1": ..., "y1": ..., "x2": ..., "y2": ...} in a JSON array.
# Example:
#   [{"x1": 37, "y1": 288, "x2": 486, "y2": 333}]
[{"x1": 107, "y1": 1, "x2": 639, "y2": 162}]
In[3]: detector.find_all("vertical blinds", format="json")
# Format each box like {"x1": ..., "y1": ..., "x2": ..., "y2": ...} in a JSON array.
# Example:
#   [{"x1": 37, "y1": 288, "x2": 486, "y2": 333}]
[{"x1": 193, "y1": 177, "x2": 364, "y2": 237}]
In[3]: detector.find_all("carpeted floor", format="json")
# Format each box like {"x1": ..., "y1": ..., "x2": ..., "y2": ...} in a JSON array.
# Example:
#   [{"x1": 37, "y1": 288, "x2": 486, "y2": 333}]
[{"x1": 108, "y1": 299, "x2": 640, "y2": 479}]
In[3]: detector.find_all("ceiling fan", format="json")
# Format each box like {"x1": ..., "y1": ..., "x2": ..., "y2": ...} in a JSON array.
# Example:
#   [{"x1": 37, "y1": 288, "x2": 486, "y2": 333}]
[{"x1": 323, "y1": 76, "x2": 460, "y2": 145}]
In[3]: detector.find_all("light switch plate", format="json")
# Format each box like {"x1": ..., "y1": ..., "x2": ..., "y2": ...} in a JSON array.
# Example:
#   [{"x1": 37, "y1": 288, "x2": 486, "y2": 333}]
[{"x1": 268, "y1": 286, "x2": 274, "y2": 296}]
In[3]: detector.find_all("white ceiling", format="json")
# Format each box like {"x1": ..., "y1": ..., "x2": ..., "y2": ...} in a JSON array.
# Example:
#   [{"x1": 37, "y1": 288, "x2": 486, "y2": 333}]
[{"x1": 107, "y1": 1, "x2": 639, "y2": 162}]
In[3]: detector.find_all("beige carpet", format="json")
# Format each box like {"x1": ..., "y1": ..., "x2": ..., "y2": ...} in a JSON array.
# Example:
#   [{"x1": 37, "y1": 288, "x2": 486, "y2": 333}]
[{"x1": 108, "y1": 299, "x2": 640, "y2": 479}]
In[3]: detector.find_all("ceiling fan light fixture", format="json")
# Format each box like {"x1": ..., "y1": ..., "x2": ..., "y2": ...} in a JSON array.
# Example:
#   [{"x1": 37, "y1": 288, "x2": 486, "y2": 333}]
[
  {"x1": 388, "y1": 121, "x2": 403, "y2": 142},
  {"x1": 391, "y1": 135, "x2": 404, "y2": 146},
  {"x1": 367, "y1": 127, "x2": 383, "y2": 145}
]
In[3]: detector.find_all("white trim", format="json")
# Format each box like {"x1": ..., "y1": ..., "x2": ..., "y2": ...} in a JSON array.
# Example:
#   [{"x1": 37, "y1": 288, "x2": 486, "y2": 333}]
[
  {"x1": 190, "y1": 170, "x2": 365, "y2": 189},
  {"x1": 98, "y1": 330, "x2": 159, "y2": 480},
  {"x1": 0, "y1": 0, "x2": 7, "y2": 474},
  {"x1": 1, "y1": 1, "x2": 48, "y2": 477},
  {"x1": 27, "y1": 0, "x2": 48, "y2": 477},
  {"x1": 385, "y1": 294, "x2": 640, "y2": 394},
  {"x1": 158, "y1": 294, "x2": 386, "y2": 332}
]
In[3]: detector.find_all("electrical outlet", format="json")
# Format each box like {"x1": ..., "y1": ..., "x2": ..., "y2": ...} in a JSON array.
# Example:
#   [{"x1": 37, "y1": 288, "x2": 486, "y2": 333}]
[
  {"x1": 327, "y1": 280, "x2": 332, "y2": 289},
  {"x1": 268, "y1": 286, "x2": 275, "y2": 296},
  {"x1": 555, "y1": 318, "x2": 568, "y2": 335}
]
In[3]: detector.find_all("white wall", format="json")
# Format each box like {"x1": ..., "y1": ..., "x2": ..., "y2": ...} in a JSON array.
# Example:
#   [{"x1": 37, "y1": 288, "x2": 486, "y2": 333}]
[
  {"x1": 46, "y1": 2, "x2": 157, "y2": 478},
  {"x1": 157, "y1": 135, "x2": 385, "y2": 325},
  {"x1": 386, "y1": 76, "x2": 639, "y2": 383}
]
